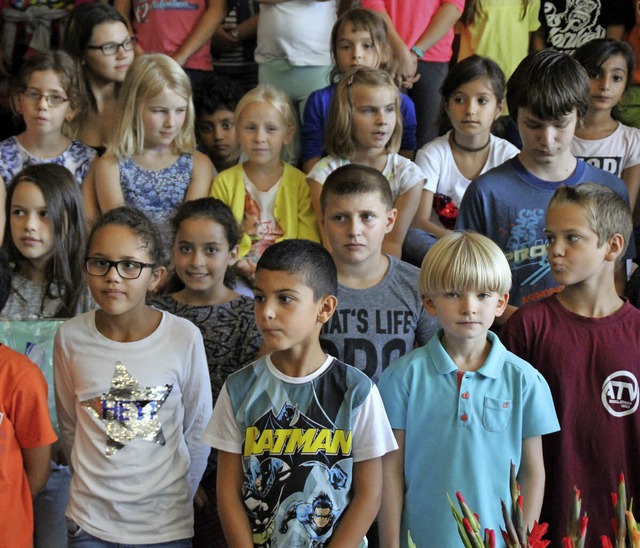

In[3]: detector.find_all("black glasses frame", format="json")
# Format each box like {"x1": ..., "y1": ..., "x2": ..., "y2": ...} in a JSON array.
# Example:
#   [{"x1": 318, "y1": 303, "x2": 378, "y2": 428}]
[{"x1": 84, "y1": 257, "x2": 155, "y2": 280}]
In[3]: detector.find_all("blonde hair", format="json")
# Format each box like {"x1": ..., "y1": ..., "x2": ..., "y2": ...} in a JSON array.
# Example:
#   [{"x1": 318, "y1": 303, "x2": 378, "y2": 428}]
[
  {"x1": 107, "y1": 54, "x2": 196, "y2": 160},
  {"x1": 548, "y1": 183, "x2": 632, "y2": 261},
  {"x1": 326, "y1": 67, "x2": 402, "y2": 159},
  {"x1": 234, "y1": 84, "x2": 297, "y2": 159},
  {"x1": 420, "y1": 231, "x2": 512, "y2": 296}
]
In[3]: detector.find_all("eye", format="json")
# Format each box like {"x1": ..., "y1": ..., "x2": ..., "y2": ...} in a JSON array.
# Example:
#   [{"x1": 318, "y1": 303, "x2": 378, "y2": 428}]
[
  {"x1": 222, "y1": 121, "x2": 234, "y2": 130},
  {"x1": 38, "y1": 209, "x2": 49, "y2": 218},
  {"x1": 478, "y1": 96, "x2": 489, "y2": 105},
  {"x1": 361, "y1": 212, "x2": 375, "y2": 222},
  {"x1": 267, "y1": 125, "x2": 278, "y2": 132},
  {"x1": 331, "y1": 214, "x2": 346, "y2": 222},
  {"x1": 253, "y1": 294, "x2": 265, "y2": 303},
  {"x1": 444, "y1": 291, "x2": 458, "y2": 299},
  {"x1": 90, "y1": 258, "x2": 109, "y2": 268},
  {"x1": 11, "y1": 207, "x2": 25, "y2": 217},
  {"x1": 278, "y1": 295, "x2": 293, "y2": 304},
  {"x1": 568, "y1": 234, "x2": 581, "y2": 242},
  {"x1": 613, "y1": 74, "x2": 626, "y2": 83},
  {"x1": 49, "y1": 94, "x2": 65, "y2": 104},
  {"x1": 385, "y1": 105, "x2": 395, "y2": 113},
  {"x1": 178, "y1": 244, "x2": 192, "y2": 254},
  {"x1": 363, "y1": 42, "x2": 373, "y2": 49},
  {"x1": 545, "y1": 234, "x2": 555, "y2": 245},
  {"x1": 120, "y1": 260, "x2": 141, "y2": 271},
  {"x1": 205, "y1": 246, "x2": 218, "y2": 255},
  {"x1": 478, "y1": 292, "x2": 491, "y2": 300},
  {"x1": 176, "y1": 107, "x2": 187, "y2": 115},
  {"x1": 243, "y1": 124, "x2": 256, "y2": 131}
]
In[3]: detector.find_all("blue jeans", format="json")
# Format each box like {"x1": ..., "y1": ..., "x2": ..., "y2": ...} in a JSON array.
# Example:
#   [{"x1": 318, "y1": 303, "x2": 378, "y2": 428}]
[{"x1": 67, "y1": 520, "x2": 192, "y2": 548}]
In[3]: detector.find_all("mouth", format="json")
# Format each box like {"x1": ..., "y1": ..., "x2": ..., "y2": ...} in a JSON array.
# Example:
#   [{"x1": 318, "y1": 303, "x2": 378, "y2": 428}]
[
  {"x1": 20, "y1": 237, "x2": 41, "y2": 246},
  {"x1": 186, "y1": 272, "x2": 209, "y2": 279}
]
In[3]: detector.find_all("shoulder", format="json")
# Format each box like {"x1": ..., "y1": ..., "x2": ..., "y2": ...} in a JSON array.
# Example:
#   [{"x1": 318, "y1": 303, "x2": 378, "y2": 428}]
[
  {"x1": 192, "y1": 150, "x2": 213, "y2": 170},
  {"x1": 323, "y1": 357, "x2": 375, "y2": 405},
  {"x1": 282, "y1": 162, "x2": 307, "y2": 184},
  {"x1": 307, "y1": 155, "x2": 347, "y2": 183},
  {"x1": 0, "y1": 136, "x2": 19, "y2": 154},
  {"x1": 386, "y1": 255, "x2": 420, "y2": 284},
  {"x1": 161, "y1": 309, "x2": 201, "y2": 337},
  {"x1": 149, "y1": 294, "x2": 178, "y2": 312},
  {"x1": 488, "y1": 134, "x2": 520, "y2": 161},
  {"x1": 579, "y1": 161, "x2": 629, "y2": 195},
  {"x1": 68, "y1": 140, "x2": 97, "y2": 159}
]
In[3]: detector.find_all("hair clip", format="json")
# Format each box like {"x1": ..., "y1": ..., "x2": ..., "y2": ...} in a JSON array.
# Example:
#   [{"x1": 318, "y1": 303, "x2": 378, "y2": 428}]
[{"x1": 346, "y1": 67, "x2": 361, "y2": 86}]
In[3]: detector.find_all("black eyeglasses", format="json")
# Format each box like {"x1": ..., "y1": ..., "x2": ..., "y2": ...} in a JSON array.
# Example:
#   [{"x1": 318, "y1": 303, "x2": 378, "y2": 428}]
[
  {"x1": 21, "y1": 89, "x2": 69, "y2": 107},
  {"x1": 87, "y1": 36, "x2": 137, "y2": 56},
  {"x1": 84, "y1": 257, "x2": 155, "y2": 279}
]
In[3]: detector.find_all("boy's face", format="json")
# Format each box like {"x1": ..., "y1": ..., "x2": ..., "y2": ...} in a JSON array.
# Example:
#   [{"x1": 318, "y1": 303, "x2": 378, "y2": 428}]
[
  {"x1": 545, "y1": 202, "x2": 620, "y2": 287},
  {"x1": 196, "y1": 109, "x2": 241, "y2": 168},
  {"x1": 253, "y1": 269, "x2": 336, "y2": 355},
  {"x1": 321, "y1": 192, "x2": 396, "y2": 267},
  {"x1": 423, "y1": 290, "x2": 508, "y2": 348},
  {"x1": 517, "y1": 107, "x2": 578, "y2": 169}
]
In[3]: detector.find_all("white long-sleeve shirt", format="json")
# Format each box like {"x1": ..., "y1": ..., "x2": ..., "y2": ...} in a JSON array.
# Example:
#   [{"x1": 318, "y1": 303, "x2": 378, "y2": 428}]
[{"x1": 54, "y1": 310, "x2": 212, "y2": 544}]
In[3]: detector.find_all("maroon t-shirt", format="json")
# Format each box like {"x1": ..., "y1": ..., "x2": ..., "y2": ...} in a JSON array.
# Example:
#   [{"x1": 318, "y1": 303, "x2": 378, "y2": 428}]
[{"x1": 501, "y1": 296, "x2": 640, "y2": 547}]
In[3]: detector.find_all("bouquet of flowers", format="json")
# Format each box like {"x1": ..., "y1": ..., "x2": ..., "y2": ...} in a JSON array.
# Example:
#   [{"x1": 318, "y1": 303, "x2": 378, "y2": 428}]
[
  {"x1": 448, "y1": 462, "x2": 549, "y2": 547},
  {"x1": 562, "y1": 487, "x2": 588, "y2": 547},
  {"x1": 601, "y1": 473, "x2": 640, "y2": 548}
]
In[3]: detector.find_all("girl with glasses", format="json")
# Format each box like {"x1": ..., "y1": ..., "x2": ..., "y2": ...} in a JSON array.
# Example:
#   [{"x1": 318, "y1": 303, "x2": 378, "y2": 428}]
[
  {"x1": 54, "y1": 206, "x2": 212, "y2": 547},
  {"x1": 63, "y1": 3, "x2": 136, "y2": 155},
  {"x1": 0, "y1": 51, "x2": 96, "y2": 240}
]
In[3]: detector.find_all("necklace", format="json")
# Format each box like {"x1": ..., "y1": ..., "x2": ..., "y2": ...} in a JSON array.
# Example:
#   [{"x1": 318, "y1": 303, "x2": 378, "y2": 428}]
[{"x1": 450, "y1": 132, "x2": 490, "y2": 153}]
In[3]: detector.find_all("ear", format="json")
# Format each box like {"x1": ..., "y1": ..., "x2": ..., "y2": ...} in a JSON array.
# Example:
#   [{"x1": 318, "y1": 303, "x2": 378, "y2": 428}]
[
  {"x1": 228, "y1": 244, "x2": 240, "y2": 266},
  {"x1": 385, "y1": 208, "x2": 398, "y2": 234},
  {"x1": 604, "y1": 233, "x2": 625, "y2": 263},
  {"x1": 494, "y1": 99, "x2": 504, "y2": 120},
  {"x1": 284, "y1": 125, "x2": 295, "y2": 145},
  {"x1": 493, "y1": 293, "x2": 510, "y2": 318},
  {"x1": 65, "y1": 106, "x2": 78, "y2": 122},
  {"x1": 317, "y1": 294, "x2": 338, "y2": 325},
  {"x1": 421, "y1": 295, "x2": 438, "y2": 318},
  {"x1": 147, "y1": 266, "x2": 167, "y2": 292}
]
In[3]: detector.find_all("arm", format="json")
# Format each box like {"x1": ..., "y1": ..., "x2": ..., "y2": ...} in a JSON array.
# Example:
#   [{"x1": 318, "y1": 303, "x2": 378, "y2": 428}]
[
  {"x1": 182, "y1": 329, "x2": 213, "y2": 496},
  {"x1": 413, "y1": 3, "x2": 463, "y2": 58},
  {"x1": 517, "y1": 436, "x2": 545, "y2": 530},
  {"x1": 53, "y1": 332, "x2": 77, "y2": 466},
  {"x1": 185, "y1": 151, "x2": 215, "y2": 201},
  {"x1": 217, "y1": 450, "x2": 254, "y2": 547},
  {"x1": 114, "y1": 0, "x2": 134, "y2": 32},
  {"x1": 94, "y1": 155, "x2": 126, "y2": 213},
  {"x1": 412, "y1": 189, "x2": 451, "y2": 239},
  {"x1": 81, "y1": 162, "x2": 99, "y2": 226},
  {"x1": 172, "y1": 0, "x2": 227, "y2": 66},
  {"x1": 21, "y1": 445, "x2": 51, "y2": 498},
  {"x1": 382, "y1": 182, "x2": 422, "y2": 258},
  {"x1": 371, "y1": 9, "x2": 418, "y2": 88},
  {"x1": 378, "y1": 430, "x2": 404, "y2": 548},
  {"x1": 327, "y1": 457, "x2": 383, "y2": 547},
  {"x1": 0, "y1": 177, "x2": 5, "y2": 246}
]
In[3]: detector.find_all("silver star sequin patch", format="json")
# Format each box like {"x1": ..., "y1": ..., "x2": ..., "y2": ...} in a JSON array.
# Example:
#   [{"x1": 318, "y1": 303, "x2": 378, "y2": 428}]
[{"x1": 81, "y1": 362, "x2": 173, "y2": 456}]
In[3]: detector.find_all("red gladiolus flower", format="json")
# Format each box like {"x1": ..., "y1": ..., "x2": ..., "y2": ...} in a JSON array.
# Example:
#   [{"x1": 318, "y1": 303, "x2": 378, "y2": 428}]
[
  {"x1": 580, "y1": 516, "x2": 588, "y2": 537},
  {"x1": 463, "y1": 517, "x2": 473, "y2": 534},
  {"x1": 601, "y1": 536, "x2": 614, "y2": 548}
]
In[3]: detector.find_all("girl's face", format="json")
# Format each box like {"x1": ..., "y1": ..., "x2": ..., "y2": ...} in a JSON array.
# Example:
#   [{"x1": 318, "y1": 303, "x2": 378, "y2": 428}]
[
  {"x1": 18, "y1": 69, "x2": 76, "y2": 135},
  {"x1": 335, "y1": 24, "x2": 380, "y2": 73},
  {"x1": 588, "y1": 53, "x2": 628, "y2": 112},
  {"x1": 445, "y1": 77, "x2": 502, "y2": 138},
  {"x1": 142, "y1": 89, "x2": 188, "y2": 150},
  {"x1": 84, "y1": 21, "x2": 134, "y2": 84},
  {"x1": 173, "y1": 217, "x2": 238, "y2": 299},
  {"x1": 237, "y1": 100, "x2": 294, "y2": 166},
  {"x1": 85, "y1": 224, "x2": 163, "y2": 320},
  {"x1": 10, "y1": 181, "x2": 54, "y2": 271},
  {"x1": 351, "y1": 84, "x2": 397, "y2": 153}
]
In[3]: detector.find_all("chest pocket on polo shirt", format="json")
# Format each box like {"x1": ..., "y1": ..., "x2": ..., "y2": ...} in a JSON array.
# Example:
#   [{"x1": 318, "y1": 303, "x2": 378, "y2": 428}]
[{"x1": 482, "y1": 397, "x2": 512, "y2": 432}]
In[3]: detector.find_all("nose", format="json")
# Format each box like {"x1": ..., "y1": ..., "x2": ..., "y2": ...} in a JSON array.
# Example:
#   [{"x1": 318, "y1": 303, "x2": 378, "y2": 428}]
[
  {"x1": 549, "y1": 239, "x2": 565, "y2": 257},
  {"x1": 164, "y1": 112, "x2": 175, "y2": 128},
  {"x1": 260, "y1": 299, "x2": 276, "y2": 321},
  {"x1": 24, "y1": 212, "x2": 38, "y2": 231},
  {"x1": 539, "y1": 125, "x2": 556, "y2": 146},
  {"x1": 213, "y1": 125, "x2": 224, "y2": 141},
  {"x1": 353, "y1": 44, "x2": 363, "y2": 60},
  {"x1": 254, "y1": 127, "x2": 267, "y2": 142},
  {"x1": 191, "y1": 249, "x2": 205, "y2": 266},
  {"x1": 347, "y1": 217, "x2": 362, "y2": 237},
  {"x1": 466, "y1": 99, "x2": 477, "y2": 115},
  {"x1": 459, "y1": 295, "x2": 477, "y2": 316},
  {"x1": 104, "y1": 263, "x2": 122, "y2": 282}
]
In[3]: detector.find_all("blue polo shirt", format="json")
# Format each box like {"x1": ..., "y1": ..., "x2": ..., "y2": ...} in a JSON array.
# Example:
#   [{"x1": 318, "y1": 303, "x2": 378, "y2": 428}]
[{"x1": 379, "y1": 330, "x2": 559, "y2": 547}]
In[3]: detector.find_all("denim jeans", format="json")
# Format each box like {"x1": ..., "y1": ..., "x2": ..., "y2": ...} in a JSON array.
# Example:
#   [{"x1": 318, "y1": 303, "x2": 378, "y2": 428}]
[
  {"x1": 34, "y1": 462, "x2": 71, "y2": 548},
  {"x1": 67, "y1": 520, "x2": 192, "y2": 548}
]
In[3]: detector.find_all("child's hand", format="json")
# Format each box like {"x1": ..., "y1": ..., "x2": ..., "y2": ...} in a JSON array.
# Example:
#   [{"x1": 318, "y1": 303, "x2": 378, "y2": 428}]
[{"x1": 194, "y1": 485, "x2": 210, "y2": 510}]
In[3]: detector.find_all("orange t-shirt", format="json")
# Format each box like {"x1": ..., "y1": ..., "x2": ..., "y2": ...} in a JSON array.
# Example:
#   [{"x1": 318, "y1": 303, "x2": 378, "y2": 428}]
[{"x1": 0, "y1": 344, "x2": 57, "y2": 548}]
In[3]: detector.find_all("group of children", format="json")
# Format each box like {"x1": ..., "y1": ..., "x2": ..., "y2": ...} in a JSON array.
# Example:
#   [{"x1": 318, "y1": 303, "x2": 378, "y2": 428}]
[{"x1": 2, "y1": 4, "x2": 640, "y2": 548}]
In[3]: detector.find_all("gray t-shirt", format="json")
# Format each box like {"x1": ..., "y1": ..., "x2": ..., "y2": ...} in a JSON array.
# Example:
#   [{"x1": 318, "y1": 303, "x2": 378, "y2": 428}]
[
  {"x1": 0, "y1": 272, "x2": 94, "y2": 320},
  {"x1": 320, "y1": 255, "x2": 438, "y2": 384}
]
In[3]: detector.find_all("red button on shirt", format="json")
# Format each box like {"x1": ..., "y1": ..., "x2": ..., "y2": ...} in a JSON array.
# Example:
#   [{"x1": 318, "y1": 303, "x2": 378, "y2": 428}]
[
  {"x1": 460, "y1": 414, "x2": 468, "y2": 422},
  {"x1": 462, "y1": 392, "x2": 469, "y2": 399}
]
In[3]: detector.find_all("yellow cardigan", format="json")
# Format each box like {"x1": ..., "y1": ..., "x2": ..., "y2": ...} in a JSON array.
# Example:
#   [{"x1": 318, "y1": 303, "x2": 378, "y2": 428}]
[{"x1": 210, "y1": 162, "x2": 321, "y2": 257}]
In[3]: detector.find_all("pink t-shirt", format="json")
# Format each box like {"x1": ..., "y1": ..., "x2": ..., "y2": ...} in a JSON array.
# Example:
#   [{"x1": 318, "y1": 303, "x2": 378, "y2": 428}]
[
  {"x1": 362, "y1": 0, "x2": 464, "y2": 63},
  {"x1": 133, "y1": 0, "x2": 212, "y2": 71}
]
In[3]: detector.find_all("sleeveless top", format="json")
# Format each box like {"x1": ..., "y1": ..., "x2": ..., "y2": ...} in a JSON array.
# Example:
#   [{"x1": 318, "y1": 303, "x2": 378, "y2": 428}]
[{"x1": 119, "y1": 154, "x2": 193, "y2": 228}]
